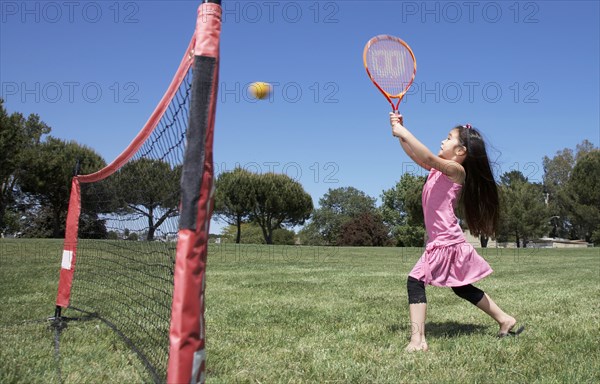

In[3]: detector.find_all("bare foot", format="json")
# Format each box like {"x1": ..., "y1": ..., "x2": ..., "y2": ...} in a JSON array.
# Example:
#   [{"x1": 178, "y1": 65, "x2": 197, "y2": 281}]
[
  {"x1": 405, "y1": 340, "x2": 429, "y2": 352},
  {"x1": 498, "y1": 316, "x2": 516, "y2": 335}
]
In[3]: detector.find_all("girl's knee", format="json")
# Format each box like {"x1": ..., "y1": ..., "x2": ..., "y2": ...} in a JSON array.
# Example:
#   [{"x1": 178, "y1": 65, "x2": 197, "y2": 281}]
[
  {"x1": 407, "y1": 276, "x2": 427, "y2": 304},
  {"x1": 452, "y1": 284, "x2": 484, "y2": 305}
]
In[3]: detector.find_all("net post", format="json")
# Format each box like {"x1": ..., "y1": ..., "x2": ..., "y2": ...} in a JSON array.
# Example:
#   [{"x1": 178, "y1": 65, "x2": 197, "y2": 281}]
[
  {"x1": 54, "y1": 305, "x2": 62, "y2": 319},
  {"x1": 73, "y1": 160, "x2": 81, "y2": 177},
  {"x1": 167, "y1": 1, "x2": 222, "y2": 382},
  {"x1": 48, "y1": 305, "x2": 67, "y2": 331}
]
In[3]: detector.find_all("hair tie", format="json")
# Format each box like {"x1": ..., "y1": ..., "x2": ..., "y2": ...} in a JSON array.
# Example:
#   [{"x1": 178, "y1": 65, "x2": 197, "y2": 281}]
[{"x1": 464, "y1": 124, "x2": 472, "y2": 130}]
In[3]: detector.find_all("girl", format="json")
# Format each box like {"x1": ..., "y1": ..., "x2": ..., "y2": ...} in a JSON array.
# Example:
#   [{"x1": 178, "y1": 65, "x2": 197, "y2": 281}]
[{"x1": 389, "y1": 113, "x2": 524, "y2": 352}]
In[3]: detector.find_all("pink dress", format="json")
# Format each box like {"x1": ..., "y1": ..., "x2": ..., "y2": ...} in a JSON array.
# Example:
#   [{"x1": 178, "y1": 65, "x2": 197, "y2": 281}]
[{"x1": 408, "y1": 168, "x2": 493, "y2": 287}]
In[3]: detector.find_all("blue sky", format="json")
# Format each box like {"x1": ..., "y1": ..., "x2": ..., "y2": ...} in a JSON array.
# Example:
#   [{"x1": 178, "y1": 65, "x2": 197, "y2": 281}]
[{"x1": 1, "y1": 1, "x2": 599, "y2": 234}]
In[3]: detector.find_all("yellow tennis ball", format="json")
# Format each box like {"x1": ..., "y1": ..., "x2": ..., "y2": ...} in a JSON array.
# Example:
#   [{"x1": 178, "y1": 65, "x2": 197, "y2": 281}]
[{"x1": 249, "y1": 82, "x2": 271, "y2": 100}]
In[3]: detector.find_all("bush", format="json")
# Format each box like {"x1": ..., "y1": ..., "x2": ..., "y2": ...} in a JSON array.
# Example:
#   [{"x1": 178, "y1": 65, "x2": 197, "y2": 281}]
[
  {"x1": 297, "y1": 222, "x2": 327, "y2": 246},
  {"x1": 221, "y1": 223, "x2": 264, "y2": 244},
  {"x1": 272, "y1": 228, "x2": 296, "y2": 245},
  {"x1": 394, "y1": 225, "x2": 426, "y2": 247},
  {"x1": 338, "y1": 212, "x2": 391, "y2": 246}
]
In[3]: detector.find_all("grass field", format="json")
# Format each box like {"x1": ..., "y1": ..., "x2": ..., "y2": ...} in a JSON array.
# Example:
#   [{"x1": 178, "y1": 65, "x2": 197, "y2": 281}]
[{"x1": 1, "y1": 239, "x2": 599, "y2": 383}]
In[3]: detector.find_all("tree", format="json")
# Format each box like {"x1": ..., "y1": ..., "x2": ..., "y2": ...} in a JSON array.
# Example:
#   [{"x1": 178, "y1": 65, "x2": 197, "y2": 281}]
[
  {"x1": 0, "y1": 99, "x2": 50, "y2": 233},
  {"x1": 308, "y1": 187, "x2": 377, "y2": 245},
  {"x1": 338, "y1": 211, "x2": 390, "y2": 246},
  {"x1": 213, "y1": 168, "x2": 255, "y2": 243},
  {"x1": 574, "y1": 140, "x2": 596, "y2": 161},
  {"x1": 542, "y1": 140, "x2": 595, "y2": 238},
  {"x1": 115, "y1": 158, "x2": 181, "y2": 241},
  {"x1": 380, "y1": 174, "x2": 426, "y2": 246},
  {"x1": 18, "y1": 137, "x2": 106, "y2": 238},
  {"x1": 16, "y1": 203, "x2": 106, "y2": 239},
  {"x1": 564, "y1": 150, "x2": 600, "y2": 243},
  {"x1": 250, "y1": 173, "x2": 313, "y2": 245},
  {"x1": 498, "y1": 171, "x2": 548, "y2": 247}
]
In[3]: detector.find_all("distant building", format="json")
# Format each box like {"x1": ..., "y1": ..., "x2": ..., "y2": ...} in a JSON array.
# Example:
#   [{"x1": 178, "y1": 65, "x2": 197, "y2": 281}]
[
  {"x1": 531, "y1": 238, "x2": 591, "y2": 248},
  {"x1": 463, "y1": 231, "x2": 591, "y2": 248}
]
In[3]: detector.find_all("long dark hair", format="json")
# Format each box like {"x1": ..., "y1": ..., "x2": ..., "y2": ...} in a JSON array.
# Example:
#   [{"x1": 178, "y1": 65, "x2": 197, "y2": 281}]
[{"x1": 456, "y1": 126, "x2": 499, "y2": 238}]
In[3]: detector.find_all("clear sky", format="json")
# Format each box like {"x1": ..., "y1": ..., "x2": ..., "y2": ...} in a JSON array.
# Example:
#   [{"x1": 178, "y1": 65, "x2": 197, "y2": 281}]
[{"x1": 1, "y1": 1, "x2": 599, "y2": 234}]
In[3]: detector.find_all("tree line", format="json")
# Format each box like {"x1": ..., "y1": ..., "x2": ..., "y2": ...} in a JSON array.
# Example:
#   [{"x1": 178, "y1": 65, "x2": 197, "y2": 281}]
[
  {"x1": 1, "y1": 100, "x2": 598, "y2": 246},
  {"x1": 215, "y1": 147, "x2": 599, "y2": 247}
]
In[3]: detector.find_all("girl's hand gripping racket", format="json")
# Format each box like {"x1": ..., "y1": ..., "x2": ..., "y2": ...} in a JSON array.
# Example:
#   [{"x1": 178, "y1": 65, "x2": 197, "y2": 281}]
[{"x1": 363, "y1": 35, "x2": 416, "y2": 113}]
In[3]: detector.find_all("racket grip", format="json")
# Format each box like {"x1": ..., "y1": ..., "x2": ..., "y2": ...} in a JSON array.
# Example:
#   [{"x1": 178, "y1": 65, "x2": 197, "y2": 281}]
[{"x1": 390, "y1": 111, "x2": 403, "y2": 126}]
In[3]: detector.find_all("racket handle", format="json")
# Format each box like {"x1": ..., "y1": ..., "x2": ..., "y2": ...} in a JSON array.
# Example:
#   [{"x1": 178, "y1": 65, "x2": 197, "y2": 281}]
[{"x1": 390, "y1": 111, "x2": 403, "y2": 126}]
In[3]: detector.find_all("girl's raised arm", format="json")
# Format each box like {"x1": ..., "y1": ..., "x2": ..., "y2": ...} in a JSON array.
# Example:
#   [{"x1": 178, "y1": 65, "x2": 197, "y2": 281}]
[
  {"x1": 390, "y1": 113, "x2": 465, "y2": 183},
  {"x1": 397, "y1": 133, "x2": 431, "y2": 171}
]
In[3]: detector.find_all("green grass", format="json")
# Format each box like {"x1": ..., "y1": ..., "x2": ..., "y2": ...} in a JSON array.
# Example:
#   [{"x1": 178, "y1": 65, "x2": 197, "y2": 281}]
[{"x1": 1, "y1": 240, "x2": 599, "y2": 383}]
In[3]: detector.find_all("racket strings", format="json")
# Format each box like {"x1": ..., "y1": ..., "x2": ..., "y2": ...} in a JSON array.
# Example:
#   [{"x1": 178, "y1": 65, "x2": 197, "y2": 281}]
[{"x1": 366, "y1": 39, "x2": 415, "y2": 97}]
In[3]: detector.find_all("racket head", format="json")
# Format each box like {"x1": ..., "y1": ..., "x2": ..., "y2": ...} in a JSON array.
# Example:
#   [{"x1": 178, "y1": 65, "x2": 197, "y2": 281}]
[{"x1": 363, "y1": 35, "x2": 417, "y2": 111}]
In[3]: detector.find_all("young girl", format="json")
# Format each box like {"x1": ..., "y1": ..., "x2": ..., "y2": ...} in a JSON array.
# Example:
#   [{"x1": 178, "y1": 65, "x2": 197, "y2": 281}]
[{"x1": 389, "y1": 113, "x2": 524, "y2": 352}]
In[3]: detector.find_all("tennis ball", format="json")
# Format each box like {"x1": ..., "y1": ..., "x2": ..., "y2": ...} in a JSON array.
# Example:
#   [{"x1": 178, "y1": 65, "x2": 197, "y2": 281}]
[{"x1": 249, "y1": 82, "x2": 271, "y2": 100}]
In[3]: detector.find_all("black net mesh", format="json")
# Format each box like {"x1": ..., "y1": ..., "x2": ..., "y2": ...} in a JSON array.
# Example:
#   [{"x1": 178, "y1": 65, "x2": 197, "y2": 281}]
[{"x1": 68, "y1": 68, "x2": 192, "y2": 383}]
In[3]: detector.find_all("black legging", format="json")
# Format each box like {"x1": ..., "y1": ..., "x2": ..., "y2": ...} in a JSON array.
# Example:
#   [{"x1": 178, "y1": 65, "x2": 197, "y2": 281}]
[{"x1": 407, "y1": 276, "x2": 485, "y2": 305}]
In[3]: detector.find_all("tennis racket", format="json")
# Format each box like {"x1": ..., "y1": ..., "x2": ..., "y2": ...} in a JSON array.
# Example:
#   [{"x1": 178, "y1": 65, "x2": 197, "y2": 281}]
[{"x1": 363, "y1": 35, "x2": 417, "y2": 113}]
